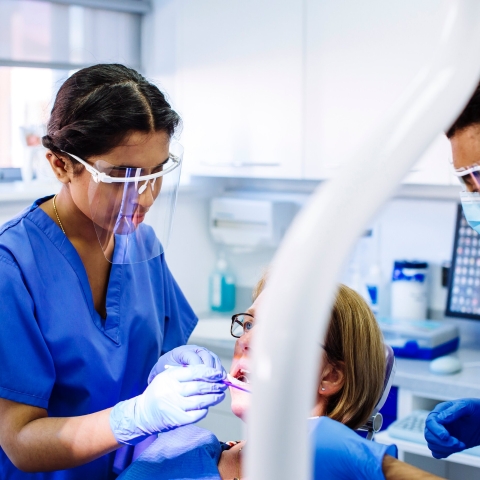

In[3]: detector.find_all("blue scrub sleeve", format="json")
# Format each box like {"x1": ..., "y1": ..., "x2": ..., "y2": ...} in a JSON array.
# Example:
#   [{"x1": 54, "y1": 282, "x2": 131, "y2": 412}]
[
  {"x1": 160, "y1": 260, "x2": 198, "y2": 355},
  {"x1": 0, "y1": 254, "x2": 55, "y2": 408},
  {"x1": 117, "y1": 425, "x2": 222, "y2": 480}
]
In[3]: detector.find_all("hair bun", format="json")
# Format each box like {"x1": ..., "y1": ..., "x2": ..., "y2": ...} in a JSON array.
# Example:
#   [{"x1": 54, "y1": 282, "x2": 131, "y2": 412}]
[{"x1": 42, "y1": 134, "x2": 56, "y2": 150}]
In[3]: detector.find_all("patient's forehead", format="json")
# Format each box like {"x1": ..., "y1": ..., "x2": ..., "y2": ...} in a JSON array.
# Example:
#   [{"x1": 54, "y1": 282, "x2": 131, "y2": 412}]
[{"x1": 247, "y1": 290, "x2": 266, "y2": 316}]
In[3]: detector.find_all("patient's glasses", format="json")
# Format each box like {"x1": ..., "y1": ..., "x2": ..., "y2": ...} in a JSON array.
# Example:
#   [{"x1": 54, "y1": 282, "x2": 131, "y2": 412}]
[{"x1": 357, "y1": 344, "x2": 396, "y2": 440}]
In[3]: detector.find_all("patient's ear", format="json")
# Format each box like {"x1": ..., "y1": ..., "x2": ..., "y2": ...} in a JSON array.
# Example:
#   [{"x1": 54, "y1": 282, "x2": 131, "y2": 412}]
[{"x1": 318, "y1": 362, "x2": 345, "y2": 397}]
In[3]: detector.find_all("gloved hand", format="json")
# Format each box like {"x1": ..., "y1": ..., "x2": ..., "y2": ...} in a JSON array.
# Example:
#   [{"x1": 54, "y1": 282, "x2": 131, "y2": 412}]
[
  {"x1": 425, "y1": 399, "x2": 480, "y2": 459},
  {"x1": 110, "y1": 364, "x2": 227, "y2": 445},
  {"x1": 311, "y1": 417, "x2": 397, "y2": 480},
  {"x1": 148, "y1": 345, "x2": 224, "y2": 384}
]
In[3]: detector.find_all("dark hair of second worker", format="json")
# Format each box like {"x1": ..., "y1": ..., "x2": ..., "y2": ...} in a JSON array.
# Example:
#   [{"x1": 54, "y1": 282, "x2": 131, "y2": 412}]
[
  {"x1": 447, "y1": 81, "x2": 480, "y2": 138},
  {"x1": 41, "y1": 64, "x2": 181, "y2": 172}
]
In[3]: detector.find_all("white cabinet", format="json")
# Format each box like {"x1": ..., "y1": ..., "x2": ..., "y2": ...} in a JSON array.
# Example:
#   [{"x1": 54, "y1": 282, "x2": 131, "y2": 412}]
[
  {"x1": 403, "y1": 135, "x2": 457, "y2": 186},
  {"x1": 303, "y1": 0, "x2": 452, "y2": 183},
  {"x1": 157, "y1": 0, "x2": 459, "y2": 185},
  {"x1": 174, "y1": 0, "x2": 303, "y2": 179}
]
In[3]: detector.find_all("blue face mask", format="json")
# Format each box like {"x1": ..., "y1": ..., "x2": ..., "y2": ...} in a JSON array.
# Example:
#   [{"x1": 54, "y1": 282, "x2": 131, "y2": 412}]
[{"x1": 460, "y1": 191, "x2": 480, "y2": 233}]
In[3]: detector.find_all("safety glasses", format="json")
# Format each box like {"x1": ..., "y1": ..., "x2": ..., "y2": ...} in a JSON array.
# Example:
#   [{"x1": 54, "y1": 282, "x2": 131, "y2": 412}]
[
  {"x1": 450, "y1": 155, "x2": 480, "y2": 192},
  {"x1": 61, "y1": 150, "x2": 181, "y2": 194}
]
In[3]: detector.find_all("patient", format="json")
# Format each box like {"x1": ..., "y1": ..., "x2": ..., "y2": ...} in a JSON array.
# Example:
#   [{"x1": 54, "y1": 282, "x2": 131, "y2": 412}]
[
  {"x1": 217, "y1": 276, "x2": 386, "y2": 479},
  {"x1": 118, "y1": 276, "x2": 386, "y2": 480}
]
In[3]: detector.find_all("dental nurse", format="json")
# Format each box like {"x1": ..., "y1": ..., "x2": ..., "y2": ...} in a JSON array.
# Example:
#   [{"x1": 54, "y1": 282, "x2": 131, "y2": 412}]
[
  {"x1": 0, "y1": 64, "x2": 226, "y2": 479},
  {"x1": 424, "y1": 80, "x2": 480, "y2": 460}
]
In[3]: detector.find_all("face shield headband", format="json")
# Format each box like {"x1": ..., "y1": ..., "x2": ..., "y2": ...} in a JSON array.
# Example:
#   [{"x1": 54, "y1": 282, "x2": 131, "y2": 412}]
[{"x1": 62, "y1": 140, "x2": 183, "y2": 264}]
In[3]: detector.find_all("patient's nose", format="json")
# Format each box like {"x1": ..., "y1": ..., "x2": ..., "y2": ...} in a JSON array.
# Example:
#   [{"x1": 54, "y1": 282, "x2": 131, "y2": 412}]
[{"x1": 238, "y1": 329, "x2": 253, "y2": 352}]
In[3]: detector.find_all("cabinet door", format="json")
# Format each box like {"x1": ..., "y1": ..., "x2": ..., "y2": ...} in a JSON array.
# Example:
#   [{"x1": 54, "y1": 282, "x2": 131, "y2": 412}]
[
  {"x1": 304, "y1": 0, "x2": 449, "y2": 181},
  {"x1": 175, "y1": 0, "x2": 303, "y2": 179},
  {"x1": 403, "y1": 135, "x2": 456, "y2": 186}
]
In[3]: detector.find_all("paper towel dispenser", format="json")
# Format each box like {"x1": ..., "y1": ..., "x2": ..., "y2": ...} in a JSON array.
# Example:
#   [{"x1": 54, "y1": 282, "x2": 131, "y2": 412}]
[{"x1": 210, "y1": 197, "x2": 297, "y2": 248}]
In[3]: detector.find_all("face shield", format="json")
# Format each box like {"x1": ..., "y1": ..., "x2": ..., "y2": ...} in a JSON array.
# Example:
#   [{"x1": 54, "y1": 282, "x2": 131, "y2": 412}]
[{"x1": 63, "y1": 141, "x2": 183, "y2": 264}]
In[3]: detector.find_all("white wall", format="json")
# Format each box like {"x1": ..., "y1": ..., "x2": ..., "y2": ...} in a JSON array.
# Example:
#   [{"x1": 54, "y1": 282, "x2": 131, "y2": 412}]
[
  {"x1": 164, "y1": 181, "x2": 461, "y2": 320},
  {"x1": 164, "y1": 186, "x2": 217, "y2": 314}
]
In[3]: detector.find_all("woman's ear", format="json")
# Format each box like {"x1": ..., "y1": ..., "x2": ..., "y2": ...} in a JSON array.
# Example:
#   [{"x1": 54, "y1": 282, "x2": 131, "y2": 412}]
[
  {"x1": 45, "y1": 151, "x2": 71, "y2": 184},
  {"x1": 318, "y1": 362, "x2": 345, "y2": 397}
]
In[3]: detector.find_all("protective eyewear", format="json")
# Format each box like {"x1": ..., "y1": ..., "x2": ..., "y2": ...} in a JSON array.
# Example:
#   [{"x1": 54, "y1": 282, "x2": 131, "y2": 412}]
[
  {"x1": 61, "y1": 141, "x2": 183, "y2": 264},
  {"x1": 452, "y1": 162, "x2": 480, "y2": 192},
  {"x1": 61, "y1": 150, "x2": 181, "y2": 193},
  {"x1": 231, "y1": 313, "x2": 255, "y2": 338}
]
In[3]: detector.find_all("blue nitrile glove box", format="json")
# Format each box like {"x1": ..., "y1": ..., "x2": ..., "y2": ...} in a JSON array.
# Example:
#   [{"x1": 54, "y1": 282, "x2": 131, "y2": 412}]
[{"x1": 378, "y1": 318, "x2": 459, "y2": 360}]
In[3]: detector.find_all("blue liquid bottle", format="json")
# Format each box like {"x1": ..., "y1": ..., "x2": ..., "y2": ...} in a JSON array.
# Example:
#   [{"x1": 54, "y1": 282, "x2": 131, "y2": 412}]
[{"x1": 209, "y1": 253, "x2": 236, "y2": 312}]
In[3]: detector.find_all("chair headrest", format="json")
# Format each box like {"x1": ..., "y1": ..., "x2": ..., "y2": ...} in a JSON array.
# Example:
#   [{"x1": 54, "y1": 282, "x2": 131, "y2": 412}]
[{"x1": 373, "y1": 344, "x2": 396, "y2": 415}]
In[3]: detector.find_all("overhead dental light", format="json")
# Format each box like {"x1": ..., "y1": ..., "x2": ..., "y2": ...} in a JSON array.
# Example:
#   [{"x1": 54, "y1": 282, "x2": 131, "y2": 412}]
[{"x1": 248, "y1": 1, "x2": 480, "y2": 478}]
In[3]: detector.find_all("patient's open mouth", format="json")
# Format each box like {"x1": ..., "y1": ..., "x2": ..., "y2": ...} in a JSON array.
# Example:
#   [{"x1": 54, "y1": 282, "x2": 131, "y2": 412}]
[{"x1": 234, "y1": 368, "x2": 250, "y2": 384}]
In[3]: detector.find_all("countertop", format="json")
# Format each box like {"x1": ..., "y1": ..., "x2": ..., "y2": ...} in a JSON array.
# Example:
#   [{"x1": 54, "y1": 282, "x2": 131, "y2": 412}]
[
  {"x1": 0, "y1": 181, "x2": 59, "y2": 203},
  {"x1": 393, "y1": 348, "x2": 480, "y2": 400}
]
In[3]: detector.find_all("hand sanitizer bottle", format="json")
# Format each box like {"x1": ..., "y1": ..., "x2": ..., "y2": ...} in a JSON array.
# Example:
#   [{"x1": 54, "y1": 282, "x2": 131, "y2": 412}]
[{"x1": 209, "y1": 252, "x2": 236, "y2": 312}]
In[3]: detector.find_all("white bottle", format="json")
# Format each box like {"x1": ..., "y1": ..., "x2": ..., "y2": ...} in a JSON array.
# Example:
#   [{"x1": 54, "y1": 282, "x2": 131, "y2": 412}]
[{"x1": 391, "y1": 260, "x2": 429, "y2": 320}]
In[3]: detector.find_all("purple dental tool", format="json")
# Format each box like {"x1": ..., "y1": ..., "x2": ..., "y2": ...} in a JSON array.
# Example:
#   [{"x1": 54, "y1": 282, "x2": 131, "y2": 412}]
[
  {"x1": 222, "y1": 379, "x2": 252, "y2": 394},
  {"x1": 164, "y1": 365, "x2": 252, "y2": 393}
]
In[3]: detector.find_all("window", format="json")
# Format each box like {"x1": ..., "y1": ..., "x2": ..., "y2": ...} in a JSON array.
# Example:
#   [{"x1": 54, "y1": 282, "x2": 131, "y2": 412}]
[{"x1": 0, "y1": 0, "x2": 148, "y2": 174}]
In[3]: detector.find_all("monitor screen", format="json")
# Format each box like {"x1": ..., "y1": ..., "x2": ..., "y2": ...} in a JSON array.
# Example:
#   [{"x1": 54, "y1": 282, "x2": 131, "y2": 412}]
[{"x1": 446, "y1": 204, "x2": 480, "y2": 319}]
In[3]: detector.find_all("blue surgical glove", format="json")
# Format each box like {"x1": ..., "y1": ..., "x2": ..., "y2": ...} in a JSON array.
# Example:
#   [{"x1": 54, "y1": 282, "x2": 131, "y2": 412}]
[
  {"x1": 311, "y1": 417, "x2": 397, "y2": 480},
  {"x1": 425, "y1": 399, "x2": 480, "y2": 459},
  {"x1": 148, "y1": 345, "x2": 224, "y2": 384},
  {"x1": 110, "y1": 364, "x2": 227, "y2": 445}
]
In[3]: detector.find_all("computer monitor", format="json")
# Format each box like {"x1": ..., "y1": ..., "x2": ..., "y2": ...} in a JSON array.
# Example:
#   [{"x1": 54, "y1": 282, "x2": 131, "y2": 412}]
[{"x1": 446, "y1": 204, "x2": 480, "y2": 319}]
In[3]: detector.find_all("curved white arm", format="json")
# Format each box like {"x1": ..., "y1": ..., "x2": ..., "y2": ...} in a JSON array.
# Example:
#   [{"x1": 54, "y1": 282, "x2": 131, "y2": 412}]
[{"x1": 247, "y1": 2, "x2": 480, "y2": 479}]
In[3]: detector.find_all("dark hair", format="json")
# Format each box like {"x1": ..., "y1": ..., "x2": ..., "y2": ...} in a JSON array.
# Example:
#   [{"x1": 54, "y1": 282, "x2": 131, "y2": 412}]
[
  {"x1": 42, "y1": 64, "x2": 180, "y2": 169},
  {"x1": 447, "y1": 81, "x2": 480, "y2": 138}
]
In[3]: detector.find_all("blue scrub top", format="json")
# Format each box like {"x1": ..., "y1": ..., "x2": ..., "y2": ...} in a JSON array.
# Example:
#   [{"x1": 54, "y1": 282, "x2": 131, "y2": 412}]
[{"x1": 0, "y1": 196, "x2": 198, "y2": 480}]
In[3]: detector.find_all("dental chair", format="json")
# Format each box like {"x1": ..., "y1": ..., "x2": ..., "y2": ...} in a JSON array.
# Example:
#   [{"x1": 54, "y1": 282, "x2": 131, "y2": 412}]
[{"x1": 357, "y1": 344, "x2": 396, "y2": 440}]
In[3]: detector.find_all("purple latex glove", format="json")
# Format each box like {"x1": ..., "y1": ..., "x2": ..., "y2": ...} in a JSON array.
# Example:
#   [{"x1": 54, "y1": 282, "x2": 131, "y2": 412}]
[
  {"x1": 148, "y1": 345, "x2": 225, "y2": 384},
  {"x1": 111, "y1": 365, "x2": 227, "y2": 445},
  {"x1": 425, "y1": 399, "x2": 480, "y2": 459}
]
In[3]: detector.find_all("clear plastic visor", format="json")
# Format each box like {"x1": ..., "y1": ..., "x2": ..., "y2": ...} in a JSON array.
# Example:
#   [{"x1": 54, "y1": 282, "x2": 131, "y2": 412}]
[{"x1": 67, "y1": 141, "x2": 183, "y2": 264}]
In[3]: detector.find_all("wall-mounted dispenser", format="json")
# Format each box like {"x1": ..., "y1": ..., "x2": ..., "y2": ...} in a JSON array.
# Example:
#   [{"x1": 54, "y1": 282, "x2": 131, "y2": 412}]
[{"x1": 210, "y1": 197, "x2": 297, "y2": 249}]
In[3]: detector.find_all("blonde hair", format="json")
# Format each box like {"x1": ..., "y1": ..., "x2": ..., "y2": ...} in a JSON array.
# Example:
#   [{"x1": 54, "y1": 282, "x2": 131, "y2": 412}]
[{"x1": 252, "y1": 276, "x2": 385, "y2": 430}]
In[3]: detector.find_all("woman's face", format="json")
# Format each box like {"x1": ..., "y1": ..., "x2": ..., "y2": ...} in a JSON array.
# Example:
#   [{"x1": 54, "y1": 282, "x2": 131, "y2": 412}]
[
  {"x1": 229, "y1": 291, "x2": 264, "y2": 420},
  {"x1": 228, "y1": 289, "x2": 345, "y2": 422},
  {"x1": 67, "y1": 130, "x2": 170, "y2": 231}
]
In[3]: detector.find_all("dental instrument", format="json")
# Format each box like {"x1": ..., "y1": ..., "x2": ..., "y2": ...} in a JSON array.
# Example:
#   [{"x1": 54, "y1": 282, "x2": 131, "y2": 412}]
[
  {"x1": 164, "y1": 365, "x2": 251, "y2": 393},
  {"x1": 223, "y1": 375, "x2": 252, "y2": 394}
]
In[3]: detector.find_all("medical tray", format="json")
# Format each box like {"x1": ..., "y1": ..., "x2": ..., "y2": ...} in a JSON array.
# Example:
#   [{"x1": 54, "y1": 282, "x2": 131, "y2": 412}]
[{"x1": 378, "y1": 318, "x2": 459, "y2": 360}]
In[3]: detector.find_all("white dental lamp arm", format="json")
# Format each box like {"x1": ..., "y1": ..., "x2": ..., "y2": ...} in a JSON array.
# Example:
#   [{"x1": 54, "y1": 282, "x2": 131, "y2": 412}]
[{"x1": 248, "y1": 2, "x2": 480, "y2": 479}]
